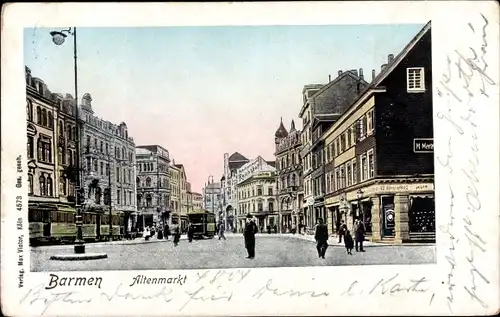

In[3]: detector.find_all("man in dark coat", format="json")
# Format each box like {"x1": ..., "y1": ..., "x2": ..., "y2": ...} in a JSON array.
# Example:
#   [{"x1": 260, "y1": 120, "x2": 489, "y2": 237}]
[
  {"x1": 354, "y1": 219, "x2": 366, "y2": 252},
  {"x1": 187, "y1": 222, "x2": 194, "y2": 243},
  {"x1": 243, "y1": 214, "x2": 258, "y2": 259},
  {"x1": 314, "y1": 218, "x2": 329, "y2": 259},
  {"x1": 338, "y1": 220, "x2": 347, "y2": 243}
]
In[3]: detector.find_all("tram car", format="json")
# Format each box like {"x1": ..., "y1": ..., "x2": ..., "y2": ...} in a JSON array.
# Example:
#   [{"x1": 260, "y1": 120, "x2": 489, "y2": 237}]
[
  {"x1": 187, "y1": 209, "x2": 216, "y2": 239},
  {"x1": 28, "y1": 203, "x2": 125, "y2": 245}
]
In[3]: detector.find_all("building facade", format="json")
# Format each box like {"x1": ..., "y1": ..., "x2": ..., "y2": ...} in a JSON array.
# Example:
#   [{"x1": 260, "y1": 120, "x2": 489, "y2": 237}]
[
  {"x1": 299, "y1": 70, "x2": 368, "y2": 233},
  {"x1": 203, "y1": 181, "x2": 222, "y2": 216},
  {"x1": 175, "y1": 164, "x2": 189, "y2": 231},
  {"x1": 135, "y1": 145, "x2": 171, "y2": 230},
  {"x1": 80, "y1": 93, "x2": 137, "y2": 236},
  {"x1": 192, "y1": 192, "x2": 203, "y2": 210},
  {"x1": 236, "y1": 170, "x2": 277, "y2": 232},
  {"x1": 26, "y1": 67, "x2": 79, "y2": 242},
  {"x1": 322, "y1": 22, "x2": 434, "y2": 243},
  {"x1": 220, "y1": 152, "x2": 250, "y2": 230},
  {"x1": 169, "y1": 163, "x2": 181, "y2": 225},
  {"x1": 274, "y1": 119, "x2": 303, "y2": 232}
]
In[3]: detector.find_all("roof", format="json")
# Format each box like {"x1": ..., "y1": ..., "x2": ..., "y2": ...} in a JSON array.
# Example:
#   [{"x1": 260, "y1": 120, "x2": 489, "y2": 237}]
[
  {"x1": 275, "y1": 118, "x2": 288, "y2": 138},
  {"x1": 228, "y1": 152, "x2": 248, "y2": 162},
  {"x1": 174, "y1": 164, "x2": 184, "y2": 169},
  {"x1": 266, "y1": 161, "x2": 276, "y2": 168}
]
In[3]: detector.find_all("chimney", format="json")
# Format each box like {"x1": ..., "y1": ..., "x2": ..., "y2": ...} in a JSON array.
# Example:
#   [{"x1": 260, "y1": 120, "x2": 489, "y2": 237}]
[
  {"x1": 372, "y1": 69, "x2": 376, "y2": 82},
  {"x1": 388, "y1": 54, "x2": 395, "y2": 63},
  {"x1": 328, "y1": 74, "x2": 331, "y2": 83},
  {"x1": 338, "y1": 70, "x2": 343, "y2": 77},
  {"x1": 381, "y1": 64, "x2": 387, "y2": 71},
  {"x1": 359, "y1": 68, "x2": 364, "y2": 80}
]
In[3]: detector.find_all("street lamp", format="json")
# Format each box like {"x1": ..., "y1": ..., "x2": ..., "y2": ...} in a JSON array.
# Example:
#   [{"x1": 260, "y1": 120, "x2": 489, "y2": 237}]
[
  {"x1": 357, "y1": 189, "x2": 364, "y2": 224},
  {"x1": 51, "y1": 27, "x2": 85, "y2": 254}
]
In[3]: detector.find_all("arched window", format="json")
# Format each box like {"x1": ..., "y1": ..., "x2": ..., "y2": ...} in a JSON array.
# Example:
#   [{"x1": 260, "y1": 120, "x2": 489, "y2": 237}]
[
  {"x1": 28, "y1": 174, "x2": 34, "y2": 195},
  {"x1": 27, "y1": 100, "x2": 33, "y2": 121},
  {"x1": 122, "y1": 147, "x2": 125, "y2": 158},
  {"x1": 146, "y1": 177, "x2": 151, "y2": 187},
  {"x1": 146, "y1": 194, "x2": 152, "y2": 207},
  {"x1": 291, "y1": 173, "x2": 296, "y2": 186},
  {"x1": 41, "y1": 109, "x2": 47, "y2": 127},
  {"x1": 58, "y1": 147, "x2": 64, "y2": 165},
  {"x1": 36, "y1": 106, "x2": 42, "y2": 124},
  {"x1": 136, "y1": 177, "x2": 141, "y2": 188},
  {"x1": 137, "y1": 194, "x2": 142, "y2": 207},
  {"x1": 282, "y1": 176, "x2": 286, "y2": 188},
  {"x1": 58, "y1": 121, "x2": 63, "y2": 137},
  {"x1": 39, "y1": 174, "x2": 46, "y2": 196},
  {"x1": 46, "y1": 176, "x2": 53, "y2": 196},
  {"x1": 60, "y1": 177, "x2": 67, "y2": 195},
  {"x1": 48, "y1": 111, "x2": 53, "y2": 128}
]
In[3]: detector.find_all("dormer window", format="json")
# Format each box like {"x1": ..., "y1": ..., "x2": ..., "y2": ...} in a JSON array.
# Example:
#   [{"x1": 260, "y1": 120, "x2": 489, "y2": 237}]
[{"x1": 407, "y1": 67, "x2": 425, "y2": 92}]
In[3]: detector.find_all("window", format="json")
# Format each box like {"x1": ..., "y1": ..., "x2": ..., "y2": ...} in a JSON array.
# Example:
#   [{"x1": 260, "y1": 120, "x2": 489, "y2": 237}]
[
  {"x1": 95, "y1": 187, "x2": 102, "y2": 204},
  {"x1": 347, "y1": 128, "x2": 352, "y2": 147},
  {"x1": 117, "y1": 190, "x2": 121, "y2": 205},
  {"x1": 361, "y1": 115, "x2": 367, "y2": 137},
  {"x1": 27, "y1": 136, "x2": 34, "y2": 159},
  {"x1": 46, "y1": 176, "x2": 53, "y2": 196},
  {"x1": 340, "y1": 165, "x2": 345, "y2": 189},
  {"x1": 100, "y1": 162, "x2": 104, "y2": 175},
  {"x1": 48, "y1": 112, "x2": 53, "y2": 129},
  {"x1": 93, "y1": 159, "x2": 98, "y2": 172},
  {"x1": 407, "y1": 67, "x2": 425, "y2": 91},
  {"x1": 335, "y1": 168, "x2": 340, "y2": 190},
  {"x1": 116, "y1": 167, "x2": 120, "y2": 182},
  {"x1": 68, "y1": 150, "x2": 73, "y2": 166},
  {"x1": 341, "y1": 134, "x2": 346, "y2": 152},
  {"x1": 28, "y1": 174, "x2": 33, "y2": 195},
  {"x1": 60, "y1": 177, "x2": 67, "y2": 196},
  {"x1": 268, "y1": 187, "x2": 273, "y2": 196},
  {"x1": 367, "y1": 110, "x2": 374, "y2": 133},
  {"x1": 41, "y1": 109, "x2": 47, "y2": 126},
  {"x1": 351, "y1": 125, "x2": 356, "y2": 145},
  {"x1": 146, "y1": 177, "x2": 151, "y2": 187},
  {"x1": 27, "y1": 100, "x2": 33, "y2": 121},
  {"x1": 36, "y1": 107, "x2": 42, "y2": 124},
  {"x1": 352, "y1": 159, "x2": 357, "y2": 184},
  {"x1": 268, "y1": 202, "x2": 274, "y2": 212},
  {"x1": 361, "y1": 154, "x2": 368, "y2": 181},
  {"x1": 368, "y1": 150, "x2": 374, "y2": 178},
  {"x1": 37, "y1": 138, "x2": 52, "y2": 163},
  {"x1": 106, "y1": 163, "x2": 110, "y2": 176},
  {"x1": 347, "y1": 162, "x2": 352, "y2": 187},
  {"x1": 58, "y1": 147, "x2": 63, "y2": 165},
  {"x1": 58, "y1": 121, "x2": 63, "y2": 137},
  {"x1": 100, "y1": 141, "x2": 103, "y2": 153},
  {"x1": 105, "y1": 143, "x2": 109, "y2": 154},
  {"x1": 258, "y1": 202, "x2": 263, "y2": 212}
]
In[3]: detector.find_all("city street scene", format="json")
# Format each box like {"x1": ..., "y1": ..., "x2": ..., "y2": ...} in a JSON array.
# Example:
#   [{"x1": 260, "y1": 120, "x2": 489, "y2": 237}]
[{"x1": 25, "y1": 22, "x2": 435, "y2": 272}]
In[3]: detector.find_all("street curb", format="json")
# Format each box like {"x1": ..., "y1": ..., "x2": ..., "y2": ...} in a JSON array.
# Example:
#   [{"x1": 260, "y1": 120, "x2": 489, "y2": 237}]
[{"x1": 50, "y1": 253, "x2": 108, "y2": 261}]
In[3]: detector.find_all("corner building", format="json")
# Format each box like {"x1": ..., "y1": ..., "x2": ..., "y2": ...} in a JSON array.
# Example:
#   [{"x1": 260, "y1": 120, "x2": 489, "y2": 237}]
[{"x1": 322, "y1": 22, "x2": 434, "y2": 243}]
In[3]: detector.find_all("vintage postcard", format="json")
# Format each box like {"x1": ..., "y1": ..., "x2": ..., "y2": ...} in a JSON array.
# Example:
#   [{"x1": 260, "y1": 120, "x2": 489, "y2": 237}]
[{"x1": 1, "y1": 1, "x2": 499, "y2": 316}]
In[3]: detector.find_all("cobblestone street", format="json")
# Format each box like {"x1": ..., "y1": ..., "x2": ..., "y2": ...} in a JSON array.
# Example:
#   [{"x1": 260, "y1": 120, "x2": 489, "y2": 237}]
[{"x1": 31, "y1": 234, "x2": 436, "y2": 272}]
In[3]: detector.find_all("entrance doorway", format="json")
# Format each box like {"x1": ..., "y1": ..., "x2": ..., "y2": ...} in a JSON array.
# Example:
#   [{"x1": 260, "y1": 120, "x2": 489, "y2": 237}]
[{"x1": 381, "y1": 196, "x2": 395, "y2": 237}]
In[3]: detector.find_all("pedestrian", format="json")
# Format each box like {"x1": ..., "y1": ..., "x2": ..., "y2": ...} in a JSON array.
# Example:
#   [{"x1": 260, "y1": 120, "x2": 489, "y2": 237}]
[
  {"x1": 291, "y1": 223, "x2": 297, "y2": 235},
  {"x1": 273, "y1": 224, "x2": 277, "y2": 234},
  {"x1": 157, "y1": 226, "x2": 164, "y2": 239},
  {"x1": 144, "y1": 226, "x2": 150, "y2": 241},
  {"x1": 344, "y1": 229, "x2": 354, "y2": 255},
  {"x1": 218, "y1": 221, "x2": 227, "y2": 240},
  {"x1": 243, "y1": 214, "x2": 258, "y2": 259},
  {"x1": 164, "y1": 224, "x2": 170, "y2": 240},
  {"x1": 314, "y1": 218, "x2": 329, "y2": 259},
  {"x1": 173, "y1": 226, "x2": 181, "y2": 247},
  {"x1": 266, "y1": 225, "x2": 271, "y2": 234},
  {"x1": 338, "y1": 220, "x2": 347, "y2": 243},
  {"x1": 187, "y1": 222, "x2": 194, "y2": 243},
  {"x1": 355, "y1": 219, "x2": 366, "y2": 252}
]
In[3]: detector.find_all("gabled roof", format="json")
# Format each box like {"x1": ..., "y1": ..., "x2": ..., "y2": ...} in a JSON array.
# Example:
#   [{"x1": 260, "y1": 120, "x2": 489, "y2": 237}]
[
  {"x1": 372, "y1": 21, "x2": 431, "y2": 88},
  {"x1": 266, "y1": 161, "x2": 276, "y2": 168},
  {"x1": 228, "y1": 152, "x2": 249, "y2": 162}
]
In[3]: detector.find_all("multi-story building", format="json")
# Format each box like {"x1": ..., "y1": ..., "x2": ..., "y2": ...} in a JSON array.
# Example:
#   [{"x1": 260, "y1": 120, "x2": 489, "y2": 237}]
[
  {"x1": 274, "y1": 118, "x2": 303, "y2": 232},
  {"x1": 135, "y1": 145, "x2": 171, "y2": 229},
  {"x1": 236, "y1": 170, "x2": 277, "y2": 232},
  {"x1": 26, "y1": 67, "x2": 79, "y2": 242},
  {"x1": 220, "y1": 152, "x2": 250, "y2": 230},
  {"x1": 192, "y1": 192, "x2": 203, "y2": 210},
  {"x1": 299, "y1": 69, "x2": 368, "y2": 233},
  {"x1": 323, "y1": 22, "x2": 434, "y2": 243},
  {"x1": 203, "y1": 181, "x2": 222, "y2": 216},
  {"x1": 186, "y1": 181, "x2": 194, "y2": 214},
  {"x1": 235, "y1": 157, "x2": 276, "y2": 230},
  {"x1": 169, "y1": 162, "x2": 181, "y2": 226},
  {"x1": 80, "y1": 93, "x2": 137, "y2": 236},
  {"x1": 174, "y1": 164, "x2": 189, "y2": 230}
]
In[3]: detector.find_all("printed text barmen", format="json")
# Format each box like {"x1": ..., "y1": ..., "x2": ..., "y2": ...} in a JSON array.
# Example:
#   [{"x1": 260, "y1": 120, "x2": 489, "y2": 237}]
[{"x1": 45, "y1": 273, "x2": 102, "y2": 290}]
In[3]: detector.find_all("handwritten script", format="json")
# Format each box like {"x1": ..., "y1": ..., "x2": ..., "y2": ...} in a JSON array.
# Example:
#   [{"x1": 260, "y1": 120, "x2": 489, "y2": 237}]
[{"x1": 437, "y1": 12, "x2": 495, "y2": 313}]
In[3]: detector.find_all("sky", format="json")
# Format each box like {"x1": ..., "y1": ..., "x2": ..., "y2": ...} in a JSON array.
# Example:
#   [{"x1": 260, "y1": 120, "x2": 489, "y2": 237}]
[{"x1": 24, "y1": 24, "x2": 424, "y2": 193}]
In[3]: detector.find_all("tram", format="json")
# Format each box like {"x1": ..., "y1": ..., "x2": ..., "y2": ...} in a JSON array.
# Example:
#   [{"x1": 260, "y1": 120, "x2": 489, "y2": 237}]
[
  {"x1": 28, "y1": 203, "x2": 124, "y2": 245},
  {"x1": 187, "y1": 209, "x2": 216, "y2": 239}
]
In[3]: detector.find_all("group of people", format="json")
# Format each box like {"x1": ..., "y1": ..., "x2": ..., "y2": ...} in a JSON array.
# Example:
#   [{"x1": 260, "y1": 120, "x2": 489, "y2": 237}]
[
  {"x1": 314, "y1": 218, "x2": 366, "y2": 258},
  {"x1": 142, "y1": 223, "x2": 197, "y2": 247}
]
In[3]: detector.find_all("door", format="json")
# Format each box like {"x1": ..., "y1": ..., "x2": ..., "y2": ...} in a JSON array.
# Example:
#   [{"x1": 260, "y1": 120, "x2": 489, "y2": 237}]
[
  {"x1": 382, "y1": 196, "x2": 395, "y2": 237},
  {"x1": 43, "y1": 211, "x2": 51, "y2": 236},
  {"x1": 96, "y1": 213, "x2": 101, "y2": 239}
]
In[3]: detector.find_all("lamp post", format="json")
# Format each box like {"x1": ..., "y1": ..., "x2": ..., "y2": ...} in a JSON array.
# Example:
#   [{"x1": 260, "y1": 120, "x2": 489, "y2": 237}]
[
  {"x1": 50, "y1": 27, "x2": 85, "y2": 254},
  {"x1": 357, "y1": 189, "x2": 364, "y2": 225}
]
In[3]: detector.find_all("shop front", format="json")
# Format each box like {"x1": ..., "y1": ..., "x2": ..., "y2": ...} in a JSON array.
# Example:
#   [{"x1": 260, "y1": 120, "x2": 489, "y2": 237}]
[{"x1": 325, "y1": 179, "x2": 435, "y2": 243}]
